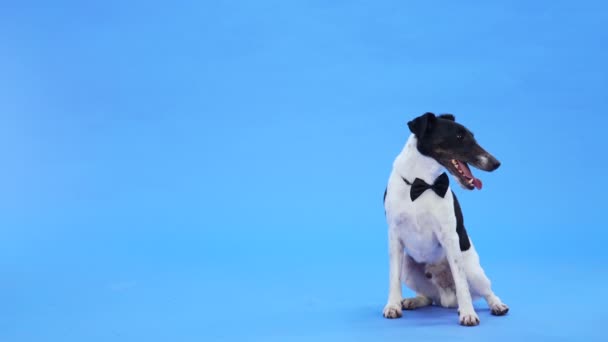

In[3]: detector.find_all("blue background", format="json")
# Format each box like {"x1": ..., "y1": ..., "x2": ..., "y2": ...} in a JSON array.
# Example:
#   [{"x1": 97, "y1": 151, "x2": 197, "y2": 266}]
[{"x1": 1, "y1": 1, "x2": 607, "y2": 341}]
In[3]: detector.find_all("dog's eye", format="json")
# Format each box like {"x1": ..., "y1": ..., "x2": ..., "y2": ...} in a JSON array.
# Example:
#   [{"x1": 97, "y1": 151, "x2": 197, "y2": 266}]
[{"x1": 456, "y1": 134, "x2": 464, "y2": 140}]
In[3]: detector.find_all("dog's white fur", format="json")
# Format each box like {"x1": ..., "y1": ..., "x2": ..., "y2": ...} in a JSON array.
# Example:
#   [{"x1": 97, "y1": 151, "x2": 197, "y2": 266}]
[{"x1": 383, "y1": 135, "x2": 508, "y2": 325}]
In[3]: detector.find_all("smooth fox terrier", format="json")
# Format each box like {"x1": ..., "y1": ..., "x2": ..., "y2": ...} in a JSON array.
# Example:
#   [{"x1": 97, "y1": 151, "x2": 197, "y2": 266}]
[{"x1": 382, "y1": 112, "x2": 509, "y2": 326}]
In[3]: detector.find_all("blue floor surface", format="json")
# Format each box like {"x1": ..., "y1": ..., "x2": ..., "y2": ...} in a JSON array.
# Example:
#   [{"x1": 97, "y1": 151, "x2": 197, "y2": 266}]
[{"x1": 1, "y1": 0, "x2": 607, "y2": 341}]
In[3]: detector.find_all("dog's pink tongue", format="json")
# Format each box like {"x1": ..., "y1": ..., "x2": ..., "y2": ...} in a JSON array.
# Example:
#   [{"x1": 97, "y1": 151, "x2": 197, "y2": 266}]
[
  {"x1": 457, "y1": 160, "x2": 483, "y2": 190},
  {"x1": 473, "y1": 178, "x2": 483, "y2": 190}
]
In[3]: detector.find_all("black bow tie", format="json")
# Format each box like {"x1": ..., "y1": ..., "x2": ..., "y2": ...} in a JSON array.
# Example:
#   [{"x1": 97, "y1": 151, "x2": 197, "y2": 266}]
[{"x1": 403, "y1": 172, "x2": 450, "y2": 201}]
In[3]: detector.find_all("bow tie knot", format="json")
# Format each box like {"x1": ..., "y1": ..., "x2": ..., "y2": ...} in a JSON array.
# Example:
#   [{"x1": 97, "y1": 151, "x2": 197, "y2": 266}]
[{"x1": 405, "y1": 172, "x2": 450, "y2": 201}]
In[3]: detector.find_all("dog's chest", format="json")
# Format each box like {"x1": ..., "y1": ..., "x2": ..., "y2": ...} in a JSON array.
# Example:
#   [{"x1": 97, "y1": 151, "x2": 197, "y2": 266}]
[{"x1": 393, "y1": 212, "x2": 445, "y2": 264}]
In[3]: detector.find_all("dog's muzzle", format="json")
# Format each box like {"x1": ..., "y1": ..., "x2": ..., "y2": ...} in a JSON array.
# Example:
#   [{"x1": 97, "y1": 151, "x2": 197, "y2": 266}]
[{"x1": 476, "y1": 154, "x2": 501, "y2": 171}]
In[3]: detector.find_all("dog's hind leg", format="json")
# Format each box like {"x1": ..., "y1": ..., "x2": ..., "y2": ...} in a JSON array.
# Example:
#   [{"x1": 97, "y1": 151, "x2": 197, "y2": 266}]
[
  {"x1": 463, "y1": 244, "x2": 509, "y2": 316},
  {"x1": 424, "y1": 260, "x2": 458, "y2": 308},
  {"x1": 400, "y1": 254, "x2": 437, "y2": 310}
]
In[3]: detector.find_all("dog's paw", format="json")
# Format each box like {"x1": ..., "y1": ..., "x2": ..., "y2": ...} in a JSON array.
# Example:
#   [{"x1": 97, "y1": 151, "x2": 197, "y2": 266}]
[
  {"x1": 459, "y1": 311, "x2": 480, "y2": 326},
  {"x1": 401, "y1": 296, "x2": 432, "y2": 310},
  {"x1": 401, "y1": 298, "x2": 419, "y2": 310},
  {"x1": 490, "y1": 303, "x2": 509, "y2": 316},
  {"x1": 383, "y1": 303, "x2": 402, "y2": 319}
]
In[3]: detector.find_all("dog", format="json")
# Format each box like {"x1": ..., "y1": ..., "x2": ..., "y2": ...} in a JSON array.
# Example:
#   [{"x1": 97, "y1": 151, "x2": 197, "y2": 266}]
[{"x1": 382, "y1": 112, "x2": 509, "y2": 326}]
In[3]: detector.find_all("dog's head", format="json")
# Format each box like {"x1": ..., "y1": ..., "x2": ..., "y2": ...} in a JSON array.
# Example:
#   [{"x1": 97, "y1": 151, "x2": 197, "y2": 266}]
[{"x1": 407, "y1": 112, "x2": 500, "y2": 190}]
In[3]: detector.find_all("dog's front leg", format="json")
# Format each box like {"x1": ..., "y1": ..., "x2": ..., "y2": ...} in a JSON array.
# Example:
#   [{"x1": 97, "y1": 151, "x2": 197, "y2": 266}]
[
  {"x1": 383, "y1": 230, "x2": 403, "y2": 318},
  {"x1": 437, "y1": 220, "x2": 479, "y2": 326}
]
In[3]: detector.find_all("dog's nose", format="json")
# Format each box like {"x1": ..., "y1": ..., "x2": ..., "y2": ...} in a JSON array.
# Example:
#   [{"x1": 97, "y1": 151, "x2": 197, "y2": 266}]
[
  {"x1": 492, "y1": 160, "x2": 501, "y2": 171},
  {"x1": 480, "y1": 154, "x2": 501, "y2": 171}
]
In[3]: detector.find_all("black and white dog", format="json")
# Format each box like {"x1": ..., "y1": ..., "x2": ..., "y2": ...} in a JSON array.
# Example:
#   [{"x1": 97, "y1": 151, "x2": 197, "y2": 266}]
[{"x1": 382, "y1": 112, "x2": 509, "y2": 326}]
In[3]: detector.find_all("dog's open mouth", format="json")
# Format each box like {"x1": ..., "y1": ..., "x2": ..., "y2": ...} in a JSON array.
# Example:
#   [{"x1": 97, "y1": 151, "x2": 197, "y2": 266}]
[{"x1": 449, "y1": 159, "x2": 483, "y2": 190}]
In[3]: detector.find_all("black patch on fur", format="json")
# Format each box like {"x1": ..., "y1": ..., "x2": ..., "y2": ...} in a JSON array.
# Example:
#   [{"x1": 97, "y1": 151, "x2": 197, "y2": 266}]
[
  {"x1": 438, "y1": 113, "x2": 455, "y2": 121},
  {"x1": 406, "y1": 112, "x2": 501, "y2": 188},
  {"x1": 407, "y1": 112, "x2": 435, "y2": 141},
  {"x1": 451, "y1": 191, "x2": 471, "y2": 252},
  {"x1": 407, "y1": 112, "x2": 479, "y2": 162},
  {"x1": 383, "y1": 187, "x2": 387, "y2": 204}
]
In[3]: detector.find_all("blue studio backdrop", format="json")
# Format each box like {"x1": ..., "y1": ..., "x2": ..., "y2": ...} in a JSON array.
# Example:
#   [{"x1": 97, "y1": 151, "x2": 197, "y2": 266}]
[{"x1": 1, "y1": 1, "x2": 607, "y2": 341}]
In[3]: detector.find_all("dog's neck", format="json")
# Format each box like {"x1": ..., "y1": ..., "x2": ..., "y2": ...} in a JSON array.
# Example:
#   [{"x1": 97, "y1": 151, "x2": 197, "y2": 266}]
[{"x1": 393, "y1": 135, "x2": 445, "y2": 185}]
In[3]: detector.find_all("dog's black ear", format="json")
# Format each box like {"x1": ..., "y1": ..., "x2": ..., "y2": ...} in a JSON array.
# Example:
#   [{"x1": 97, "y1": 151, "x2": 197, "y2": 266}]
[
  {"x1": 438, "y1": 114, "x2": 455, "y2": 121},
  {"x1": 407, "y1": 112, "x2": 436, "y2": 138}
]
